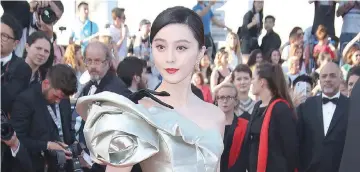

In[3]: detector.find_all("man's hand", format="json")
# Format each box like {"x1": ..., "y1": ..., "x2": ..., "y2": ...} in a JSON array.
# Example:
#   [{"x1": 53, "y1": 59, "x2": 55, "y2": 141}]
[
  {"x1": 2, "y1": 132, "x2": 20, "y2": 151},
  {"x1": 292, "y1": 91, "x2": 307, "y2": 107},
  {"x1": 79, "y1": 151, "x2": 92, "y2": 169},
  {"x1": 47, "y1": 141, "x2": 72, "y2": 160}
]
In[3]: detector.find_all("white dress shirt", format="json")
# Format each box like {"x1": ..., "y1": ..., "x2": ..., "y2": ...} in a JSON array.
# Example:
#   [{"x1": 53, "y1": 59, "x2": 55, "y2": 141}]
[
  {"x1": 1, "y1": 52, "x2": 12, "y2": 65},
  {"x1": 322, "y1": 92, "x2": 340, "y2": 136}
]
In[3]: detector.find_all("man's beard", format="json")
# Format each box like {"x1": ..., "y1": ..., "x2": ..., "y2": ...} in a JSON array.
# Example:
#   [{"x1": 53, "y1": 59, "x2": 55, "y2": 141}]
[{"x1": 90, "y1": 75, "x2": 101, "y2": 82}]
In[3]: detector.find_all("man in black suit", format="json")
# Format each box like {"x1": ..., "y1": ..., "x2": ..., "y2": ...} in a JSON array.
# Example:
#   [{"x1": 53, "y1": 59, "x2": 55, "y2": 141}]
[
  {"x1": 339, "y1": 79, "x2": 360, "y2": 172},
  {"x1": 11, "y1": 64, "x2": 78, "y2": 172},
  {"x1": 76, "y1": 41, "x2": 132, "y2": 172},
  {"x1": 297, "y1": 62, "x2": 349, "y2": 172},
  {"x1": 1, "y1": 13, "x2": 32, "y2": 115}
]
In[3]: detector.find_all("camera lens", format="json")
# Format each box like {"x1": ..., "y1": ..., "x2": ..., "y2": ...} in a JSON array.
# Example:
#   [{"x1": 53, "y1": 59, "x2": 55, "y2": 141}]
[
  {"x1": 40, "y1": 7, "x2": 57, "y2": 24},
  {"x1": 1, "y1": 122, "x2": 14, "y2": 141}
]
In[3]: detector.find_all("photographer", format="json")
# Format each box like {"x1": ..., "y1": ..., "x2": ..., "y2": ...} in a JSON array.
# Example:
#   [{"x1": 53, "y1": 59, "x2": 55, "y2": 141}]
[
  {"x1": 1, "y1": 124, "x2": 33, "y2": 172},
  {"x1": 10, "y1": 64, "x2": 79, "y2": 172},
  {"x1": 1, "y1": 13, "x2": 32, "y2": 115},
  {"x1": 1, "y1": 0, "x2": 64, "y2": 73}
]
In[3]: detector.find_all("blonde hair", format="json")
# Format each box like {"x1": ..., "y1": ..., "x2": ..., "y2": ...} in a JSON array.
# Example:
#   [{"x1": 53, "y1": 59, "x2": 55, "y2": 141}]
[
  {"x1": 62, "y1": 43, "x2": 85, "y2": 72},
  {"x1": 214, "y1": 49, "x2": 229, "y2": 68},
  {"x1": 225, "y1": 32, "x2": 242, "y2": 64},
  {"x1": 215, "y1": 83, "x2": 239, "y2": 108}
]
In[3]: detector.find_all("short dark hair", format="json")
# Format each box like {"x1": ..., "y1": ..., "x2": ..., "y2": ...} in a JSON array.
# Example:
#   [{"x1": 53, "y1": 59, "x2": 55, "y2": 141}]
[
  {"x1": 117, "y1": 56, "x2": 147, "y2": 87},
  {"x1": 293, "y1": 74, "x2": 314, "y2": 88},
  {"x1": 46, "y1": 64, "x2": 78, "y2": 96},
  {"x1": 1, "y1": 13, "x2": 23, "y2": 40},
  {"x1": 77, "y1": 1, "x2": 88, "y2": 9},
  {"x1": 265, "y1": 15, "x2": 275, "y2": 22},
  {"x1": 231, "y1": 64, "x2": 252, "y2": 82},
  {"x1": 347, "y1": 66, "x2": 360, "y2": 84},
  {"x1": 111, "y1": 8, "x2": 125, "y2": 20}
]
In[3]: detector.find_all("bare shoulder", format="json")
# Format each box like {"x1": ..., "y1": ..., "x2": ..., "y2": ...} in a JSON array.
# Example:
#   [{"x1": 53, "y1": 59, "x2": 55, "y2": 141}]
[{"x1": 199, "y1": 101, "x2": 226, "y2": 126}]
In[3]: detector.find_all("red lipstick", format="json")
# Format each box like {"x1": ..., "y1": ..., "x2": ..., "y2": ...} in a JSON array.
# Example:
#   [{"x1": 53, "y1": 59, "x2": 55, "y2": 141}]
[{"x1": 165, "y1": 68, "x2": 179, "y2": 74}]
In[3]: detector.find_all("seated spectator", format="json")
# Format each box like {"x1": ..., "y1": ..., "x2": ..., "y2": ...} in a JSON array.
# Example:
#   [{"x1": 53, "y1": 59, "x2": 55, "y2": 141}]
[
  {"x1": 260, "y1": 15, "x2": 281, "y2": 56},
  {"x1": 225, "y1": 32, "x2": 242, "y2": 70},
  {"x1": 133, "y1": 19, "x2": 151, "y2": 60},
  {"x1": 199, "y1": 51, "x2": 213, "y2": 85},
  {"x1": 311, "y1": 51, "x2": 333, "y2": 84},
  {"x1": 341, "y1": 45, "x2": 360, "y2": 79},
  {"x1": 211, "y1": 49, "x2": 232, "y2": 93},
  {"x1": 313, "y1": 25, "x2": 336, "y2": 62},
  {"x1": 347, "y1": 66, "x2": 360, "y2": 96},
  {"x1": 281, "y1": 27, "x2": 303, "y2": 61},
  {"x1": 340, "y1": 79, "x2": 349, "y2": 97},
  {"x1": 247, "y1": 49, "x2": 263, "y2": 72},
  {"x1": 116, "y1": 56, "x2": 148, "y2": 93},
  {"x1": 192, "y1": 72, "x2": 213, "y2": 103},
  {"x1": 268, "y1": 48, "x2": 282, "y2": 65},
  {"x1": 286, "y1": 56, "x2": 305, "y2": 83},
  {"x1": 283, "y1": 45, "x2": 306, "y2": 74}
]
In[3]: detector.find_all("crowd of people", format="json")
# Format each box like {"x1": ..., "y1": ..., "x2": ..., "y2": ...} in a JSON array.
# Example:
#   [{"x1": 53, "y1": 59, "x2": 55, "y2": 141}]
[{"x1": 1, "y1": 0, "x2": 360, "y2": 172}]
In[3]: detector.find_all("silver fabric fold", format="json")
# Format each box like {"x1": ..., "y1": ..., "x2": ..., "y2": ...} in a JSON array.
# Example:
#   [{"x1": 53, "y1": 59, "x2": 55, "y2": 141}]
[{"x1": 76, "y1": 92, "x2": 223, "y2": 172}]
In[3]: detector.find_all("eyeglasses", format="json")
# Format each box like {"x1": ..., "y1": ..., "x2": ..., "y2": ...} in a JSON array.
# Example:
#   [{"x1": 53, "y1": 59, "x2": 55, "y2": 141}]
[
  {"x1": 84, "y1": 59, "x2": 107, "y2": 66},
  {"x1": 217, "y1": 96, "x2": 236, "y2": 101},
  {"x1": 1, "y1": 33, "x2": 16, "y2": 42}
]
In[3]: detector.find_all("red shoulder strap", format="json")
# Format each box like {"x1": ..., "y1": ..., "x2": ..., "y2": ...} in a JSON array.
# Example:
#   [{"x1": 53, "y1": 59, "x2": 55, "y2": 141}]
[{"x1": 257, "y1": 99, "x2": 289, "y2": 172}]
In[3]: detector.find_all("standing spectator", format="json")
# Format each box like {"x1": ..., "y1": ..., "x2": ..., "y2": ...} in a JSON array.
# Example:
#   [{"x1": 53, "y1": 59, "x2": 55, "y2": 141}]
[
  {"x1": 109, "y1": 7, "x2": 129, "y2": 62},
  {"x1": 240, "y1": 0, "x2": 264, "y2": 58},
  {"x1": 24, "y1": 31, "x2": 51, "y2": 86},
  {"x1": 310, "y1": 0, "x2": 337, "y2": 38},
  {"x1": 1, "y1": 13, "x2": 32, "y2": 115},
  {"x1": 193, "y1": 0, "x2": 231, "y2": 60},
  {"x1": 211, "y1": 49, "x2": 232, "y2": 93},
  {"x1": 116, "y1": 56, "x2": 148, "y2": 93},
  {"x1": 62, "y1": 43, "x2": 85, "y2": 98},
  {"x1": 75, "y1": 41, "x2": 132, "y2": 172},
  {"x1": 260, "y1": 15, "x2": 281, "y2": 56},
  {"x1": 297, "y1": 62, "x2": 349, "y2": 172},
  {"x1": 225, "y1": 32, "x2": 242, "y2": 70},
  {"x1": 192, "y1": 72, "x2": 213, "y2": 103},
  {"x1": 69, "y1": 2, "x2": 99, "y2": 53},
  {"x1": 337, "y1": 1, "x2": 360, "y2": 54},
  {"x1": 133, "y1": 19, "x2": 151, "y2": 59},
  {"x1": 346, "y1": 66, "x2": 360, "y2": 96}
]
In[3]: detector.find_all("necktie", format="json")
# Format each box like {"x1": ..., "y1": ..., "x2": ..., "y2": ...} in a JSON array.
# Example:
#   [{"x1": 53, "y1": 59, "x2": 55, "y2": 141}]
[{"x1": 322, "y1": 97, "x2": 339, "y2": 104}]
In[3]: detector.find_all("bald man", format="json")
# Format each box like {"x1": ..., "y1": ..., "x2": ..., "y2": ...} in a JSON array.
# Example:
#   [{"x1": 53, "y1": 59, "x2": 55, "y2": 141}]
[{"x1": 297, "y1": 62, "x2": 349, "y2": 172}]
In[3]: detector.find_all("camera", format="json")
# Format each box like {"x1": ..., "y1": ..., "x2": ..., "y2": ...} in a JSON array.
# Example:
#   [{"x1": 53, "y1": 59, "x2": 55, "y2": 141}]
[
  {"x1": 49, "y1": 142, "x2": 85, "y2": 172},
  {"x1": 1, "y1": 110, "x2": 14, "y2": 141},
  {"x1": 38, "y1": 7, "x2": 57, "y2": 25}
]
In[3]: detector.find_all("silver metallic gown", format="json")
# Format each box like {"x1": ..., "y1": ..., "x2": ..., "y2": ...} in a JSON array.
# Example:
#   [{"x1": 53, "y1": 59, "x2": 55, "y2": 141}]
[{"x1": 76, "y1": 91, "x2": 224, "y2": 172}]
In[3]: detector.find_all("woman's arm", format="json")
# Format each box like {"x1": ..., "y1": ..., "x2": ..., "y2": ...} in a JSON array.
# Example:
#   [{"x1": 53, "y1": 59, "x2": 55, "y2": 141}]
[
  {"x1": 106, "y1": 165, "x2": 133, "y2": 172},
  {"x1": 210, "y1": 69, "x2": 220, "y2": 92},
  {"x1": 272, "y1": 102, "x2": 298, "y2": 171}
]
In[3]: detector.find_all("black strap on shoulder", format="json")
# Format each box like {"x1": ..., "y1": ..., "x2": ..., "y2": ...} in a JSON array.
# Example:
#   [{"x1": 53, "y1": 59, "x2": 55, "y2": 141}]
[{"x1": 129, "y1": 89, "x2": 173, "y2": 109}]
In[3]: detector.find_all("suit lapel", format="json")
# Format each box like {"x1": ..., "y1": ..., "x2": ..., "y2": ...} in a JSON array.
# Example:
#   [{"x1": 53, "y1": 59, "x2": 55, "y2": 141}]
[
  {"x1": 326, "y1": 95, "x2": 346, "y2": 137},
  {"x1": 95, "y1": 71, "x2": 113, "y2": 94},
  {"x1": 316, "y1": 96, "x2": 325, "y2": 138}
]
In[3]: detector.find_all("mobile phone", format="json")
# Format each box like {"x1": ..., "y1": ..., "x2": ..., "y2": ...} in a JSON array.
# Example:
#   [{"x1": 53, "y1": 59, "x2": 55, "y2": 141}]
[{"x1": 295, "y1": 82, "x2": 307, "y2": 97}]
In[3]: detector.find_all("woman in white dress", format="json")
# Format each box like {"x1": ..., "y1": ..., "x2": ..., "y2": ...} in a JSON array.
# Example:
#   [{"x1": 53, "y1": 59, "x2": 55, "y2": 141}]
[{"x1": 76, "y1": 6, "x2": 226, "y2": 172}]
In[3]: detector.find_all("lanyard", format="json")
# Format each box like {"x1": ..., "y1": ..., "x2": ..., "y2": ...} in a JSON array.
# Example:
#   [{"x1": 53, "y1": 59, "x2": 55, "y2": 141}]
[{"x1": 47, "y1": 104, "x2": 63, "y2": 141}]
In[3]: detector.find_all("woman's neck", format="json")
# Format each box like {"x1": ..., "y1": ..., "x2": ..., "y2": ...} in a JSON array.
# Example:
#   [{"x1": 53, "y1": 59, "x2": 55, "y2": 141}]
[
  {"x1": 225, "y1": 111, "x2": 234, "y2": 125},
  {"x1": 156, "y1": 75, "x2": 194, "y2": 109},
  {"x1": 25, "y1": 58, "x2": 39, "y2": 74},
  {"x1": 259, "y1": 89, "x2": 273, "y2": 107},
  {"x1": 238, "y1": 92, "x2": 250, "y2": 101}
]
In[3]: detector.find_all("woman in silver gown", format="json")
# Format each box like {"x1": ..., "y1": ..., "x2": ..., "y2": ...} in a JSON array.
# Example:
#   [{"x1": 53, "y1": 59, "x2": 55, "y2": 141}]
[{"x1": 76, "y1": 6, "x2": 226, "y2": 172}]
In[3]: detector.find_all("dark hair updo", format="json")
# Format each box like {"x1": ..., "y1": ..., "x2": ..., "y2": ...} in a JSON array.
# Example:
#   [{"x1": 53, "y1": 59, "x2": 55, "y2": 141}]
[{"x1": 150, "y1": 6, "x2": 205, "y2": 49}]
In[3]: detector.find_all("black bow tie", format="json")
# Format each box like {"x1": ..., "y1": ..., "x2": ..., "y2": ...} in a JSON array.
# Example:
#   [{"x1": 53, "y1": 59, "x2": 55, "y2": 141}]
[
  {"x1": 322, "y1": 97, "x2": 338, "y2": 104},
  {"x1": 90, "y1": 80, "x2": 98, "y2": 87}
]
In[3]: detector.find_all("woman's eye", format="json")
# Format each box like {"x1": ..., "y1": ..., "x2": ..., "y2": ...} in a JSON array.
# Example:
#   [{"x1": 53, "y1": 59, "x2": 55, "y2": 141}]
[
  {"x1": 176, "y1": 46, "x2": 188, "y2": 51},
  {"x1": 156, "y1": 45, "x2": 165, "y2": 51}
]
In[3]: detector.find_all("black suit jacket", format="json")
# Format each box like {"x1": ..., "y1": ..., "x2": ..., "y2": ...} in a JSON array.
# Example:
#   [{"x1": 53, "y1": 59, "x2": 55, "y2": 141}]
[
  {"x1": 1, "y1": 54, "x2": 32, "y2": 114},
  {"x1": 297, "y1": 94, "x2": 349, "y2": 172},
  {"x1": 78, "y1": 71, "x2": 135, "y2": 172},
  {"x1": 10, "y1": 83, "x2": 75, "y2": 172},
  {"x1": 1, "y1": 142, "x2": 33, "y2": 172},
  {"x1": 339, "y1": 80, "x2": 360, "y2": 172},
  {"x1": 230, "y1": 99, "x2": 298, "y2": 172}
]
